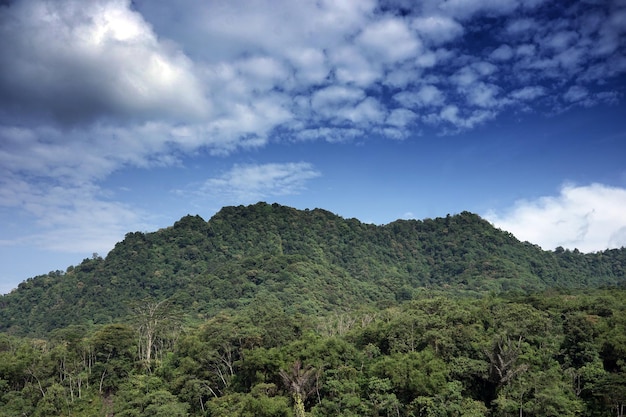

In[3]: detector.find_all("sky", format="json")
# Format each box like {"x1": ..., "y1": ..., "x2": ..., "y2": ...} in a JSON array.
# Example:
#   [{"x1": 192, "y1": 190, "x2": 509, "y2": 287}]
[{"x1": 1, "y1": 0, "x2": 626, "y2": 294}]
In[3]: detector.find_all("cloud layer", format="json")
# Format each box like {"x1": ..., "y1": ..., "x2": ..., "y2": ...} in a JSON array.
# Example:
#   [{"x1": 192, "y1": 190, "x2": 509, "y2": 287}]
[
  {"x1": 3, "y1": 0, "x2": 624, "y2": 147},
  {"x1": 1, "y1": 0, "x2": 625, "y2": 259}
]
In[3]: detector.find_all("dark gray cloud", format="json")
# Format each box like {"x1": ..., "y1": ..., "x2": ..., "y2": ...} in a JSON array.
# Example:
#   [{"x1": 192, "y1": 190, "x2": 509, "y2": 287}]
[{"x1": 0, "y1": 0, "x2": 208, "y2": 126}]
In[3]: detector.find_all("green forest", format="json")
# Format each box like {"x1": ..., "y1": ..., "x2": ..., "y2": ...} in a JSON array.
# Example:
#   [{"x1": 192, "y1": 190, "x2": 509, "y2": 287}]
[{"x1": 1, "y1": 202, "x2": 625, "y2": 416}]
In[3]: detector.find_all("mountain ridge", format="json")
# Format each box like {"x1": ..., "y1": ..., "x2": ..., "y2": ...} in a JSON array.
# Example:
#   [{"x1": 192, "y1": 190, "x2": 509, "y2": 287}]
[{"x1": 2, "y1": 202, "x2": 625, "y2": 336}]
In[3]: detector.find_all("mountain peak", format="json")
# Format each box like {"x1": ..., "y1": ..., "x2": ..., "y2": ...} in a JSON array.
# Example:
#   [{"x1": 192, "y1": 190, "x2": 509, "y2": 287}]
[{"x1": 2, "y1": 202, "x2": 625, "y2": 336}]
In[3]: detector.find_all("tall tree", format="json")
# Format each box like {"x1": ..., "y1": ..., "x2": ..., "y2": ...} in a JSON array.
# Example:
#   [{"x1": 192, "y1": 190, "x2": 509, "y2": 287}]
[
  {"x1": 279, "y1": 360, "x2": 318, "y2": 417},
  {"x1": 131, "y1": 299, "x2": 182, "y2": 368}
]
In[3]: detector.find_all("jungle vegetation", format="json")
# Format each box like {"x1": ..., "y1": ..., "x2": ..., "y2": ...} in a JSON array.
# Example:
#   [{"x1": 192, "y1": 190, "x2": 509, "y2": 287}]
[{"x1": 1, "y1": 202, "x2": 625, "y2": 416}]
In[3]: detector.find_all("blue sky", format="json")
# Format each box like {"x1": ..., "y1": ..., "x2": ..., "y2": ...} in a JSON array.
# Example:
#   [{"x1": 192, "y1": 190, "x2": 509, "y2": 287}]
[{"x1": 1, "y1": 0, "x2": 626, "y2": 294}]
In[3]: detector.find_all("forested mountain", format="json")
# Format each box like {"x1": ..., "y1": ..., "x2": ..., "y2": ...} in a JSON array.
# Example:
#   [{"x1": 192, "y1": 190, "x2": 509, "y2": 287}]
[
  {"x1": 2, "y1": 202, "x2": 625, "y2": 336},
  {"x1": 2, "y1": 202, "x2": 626, "y2": 416}
]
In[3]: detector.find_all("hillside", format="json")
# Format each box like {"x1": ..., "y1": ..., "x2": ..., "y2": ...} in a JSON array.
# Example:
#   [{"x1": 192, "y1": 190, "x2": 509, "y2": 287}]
[{"x1": 1, "y1": 202, "x2": 625, "y2": 336}]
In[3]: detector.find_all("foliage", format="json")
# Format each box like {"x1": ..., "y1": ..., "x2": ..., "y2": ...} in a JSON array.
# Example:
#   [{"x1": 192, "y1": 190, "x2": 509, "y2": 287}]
[
  {"x1": 2, "y1": 203, "x2": 626, "y2": 336},
  {"x1": 0, "y1": 290, "x2": 625, "y2": 416},
  {"x1": 1, "y1": 202, "x2": 626, "y2": 415}
]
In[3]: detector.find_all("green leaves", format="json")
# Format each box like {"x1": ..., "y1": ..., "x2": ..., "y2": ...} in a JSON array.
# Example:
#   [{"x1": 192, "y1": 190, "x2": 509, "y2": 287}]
[
  {"x1": 2, "y1": 289, "x2": 626, "y2": 416},
  {"x1": 113, "y1": 375, "x2": 189, "y2": 417},
  {"x1": 3, "y1": 202, "x2": 626, "y2": 415},
  {"x1": 5, "y1": 203, "x2": 626, "y2": 337}
]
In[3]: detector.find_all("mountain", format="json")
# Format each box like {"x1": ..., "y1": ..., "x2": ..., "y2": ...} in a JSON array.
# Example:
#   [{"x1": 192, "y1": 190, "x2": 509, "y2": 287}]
[{"x1": 1, "y1": 202, "x2": 625, "y2": 336}]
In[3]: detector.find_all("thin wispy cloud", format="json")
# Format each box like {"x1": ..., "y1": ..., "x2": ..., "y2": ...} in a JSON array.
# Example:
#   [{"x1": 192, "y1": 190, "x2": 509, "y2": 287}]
[
  {"x1": 0, "y1": 179, "x2": 144, "y2": 253},
  {"x1": 194, "y1": 162, "x2": 321, "y2": 204}
]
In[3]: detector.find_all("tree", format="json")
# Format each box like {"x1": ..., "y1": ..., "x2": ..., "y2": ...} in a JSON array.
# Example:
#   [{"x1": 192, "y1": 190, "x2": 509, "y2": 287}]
[
  {"x1": 485, "y1": 335, "x2": 529, "y2": 388},
  {"x1": 372, "y1": 349, "x2": 448, "y2": 405},
  {"x1": 91, "y1": 324, "x2": 136, "y2": 394},
  {"x1": 113, "y1": 375, "x2": 189, "y2": 417},
  {"x1": 408, "y1": 381, "x2": 488, "y2": 417},
  {"x1": 365, "y1": 377, "x2": 400, "y2": 417},
  {"x1": 593, "y1": 373, "x2": 626, "y2": 417},
  {"x1": 279, "y1": 360, "x2": 319, "y2": 417},
  {"x1": 131, "y1": 299, "x2": 182, "y2": 369}
]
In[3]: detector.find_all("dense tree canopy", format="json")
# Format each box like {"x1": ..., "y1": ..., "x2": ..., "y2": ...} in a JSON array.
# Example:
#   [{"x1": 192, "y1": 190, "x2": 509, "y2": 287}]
[
  {"x1": 1, "y1": 203, "x2": 626, "y2": 416},
  {"x1": 2, "y1": 203, "x2": 625, "y2": 336},
  {"x1": 1, "y1": 290, "x2": 625, "y2": 416}
]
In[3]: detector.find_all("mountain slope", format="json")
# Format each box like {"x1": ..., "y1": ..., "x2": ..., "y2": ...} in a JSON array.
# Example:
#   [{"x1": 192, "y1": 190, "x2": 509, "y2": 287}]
[{"x1": 1, "y1": 202, "x2": 625, "y2": 336}]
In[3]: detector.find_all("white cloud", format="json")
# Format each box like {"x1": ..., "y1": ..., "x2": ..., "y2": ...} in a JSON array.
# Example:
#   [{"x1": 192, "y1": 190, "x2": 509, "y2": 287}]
[
  {"x1": 490, "y1": 44, "x2": 514, "y2": 61},
  {"x1": 337, "y1": 97, "x2": 387, "y2": 125},
  {"x1": 0, "y1": 123, "x2": 172, "y2": 183},
  {"x1": 506, "y1": 18, "x2": 537, "y2": 35},
  {"x1": 357, "y1": 17, "x2": 421, "y2": 63},
  {"x1": 137, "y1": 0, "x2": 376, "y2": 63},
  {"x1": 437, "y1": 105, "x2": 495, "y2": 130},
  {"x1": 595, "y1": 8, "x2": 626, "y2": 56},
  {"x1": 564, "y1": 85, "x2": 589, "y2": 103},
  {"x1": 394, "y1": 85, "x2": 446, "y2": 107},
  {"x1": 0, "y1": 175, "x2": 146, "y2": 254},
  {"x1": 294, "y1": 127, "x2": 364, "y2": 143},
  {"x1": 310, "y1": 86, "x2": 379, "y2": 123},
  {"x1": 198, "y1": 162, "x2": 321, "y2": 203},
  {"x1": 472, "y1": 61, "x2": 498, "y2": 77},
  {"x1": 1, "y1": 0, "x2": 622, "y2": 161},
  {"x1": 509, "y1": 86, "x2": 545, "y2": 101},
  {"x1": 451, "y1": 66, "x2": 480, "y2": 87},
  {"x1": 464, "y1": 82, "x2": 501, "y2": 108},
  {"x1": 485, "y1": 184, "x2": 626, "y2": 252},
  {"x1": 286, "y1": 48, "x2": 329, "y2": 85},
  {"x1": 234, "y1": 56, "x2": 291, "y2": 91},
  {"x1": 516, "y1": 44, "x2": 537, "y2": 57},
  {"x1": 411, "y1": 15, "x2": 463, "y2": 44},
  {"x1": 386, "y1": 108, "x2": 418, "y2": 128},
  {"x1": 450, "y1": 62, "x2": 497, "y2": 90},
  {"x1": 311, "y1": 86, "x2": 365, "y2": 110},
  {"x1": 545, "y1": 31, "x2": 579, "y2": 52},
  {"x1": 329, "y1": 45, "x2": 382, "y2": 86},
  {"x1": 0, "y1": 0, "x2": 209, "y2": 125},
  {"x1": 1, "y1": 0, "x2": 625, "y2": 268}
]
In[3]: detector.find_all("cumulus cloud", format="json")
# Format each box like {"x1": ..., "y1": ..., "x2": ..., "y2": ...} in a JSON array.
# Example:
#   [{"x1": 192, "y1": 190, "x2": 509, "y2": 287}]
[
  {"x1": 435, "y1": 105, "x2": 496, "y2": 131},
  {"x1": 286, "y1": 48, "x2": 329, "y2": 85},
  {"x1": 412, "y1": 15, "x2": 464, "y2": 45},
  {"x1": 338, "y1": 97, "x2": 387, "y2": 125},
  {"x1": 506, "y1": 18, "x2": 537, "y2": 36},
  {"x1": 464, "y1": 82, "x2": 501, "y2": 108},
  {"x1": 311, "y1": 86, "x2": 366, "y2": 114},
  {"x1": 357, "y1": 18, "x2": 421, "y2": 63},
  {"x1": 490, "y1": 44, "x2": 514, "y2": 61},
  {"x1": 394, "y1": 85, "x2": 446, "y2": 107},
  {"x1": 329, "y1": 45, "x2": 381, "y2": 86},
  {"x1": 2, "y1": 0, "x2": 623, "y2": 153},
  {"x1": 0, "y1": 0, "x2": 209, "y2": 125},
  {"x1": 294, "y1": 127, "x2": 364, "y2": 143},
  {"x1": 485, "y1": 184, "x2": 626, "y2": 252},
  {"x1": 386, "y1": 108, "x2": 418, "y2": 128}
]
